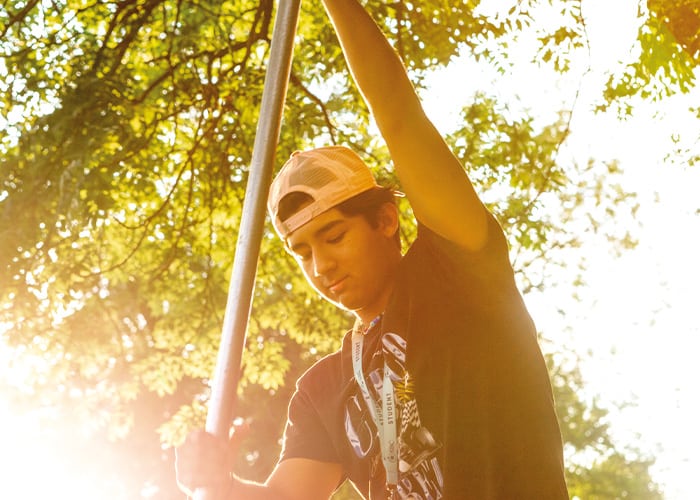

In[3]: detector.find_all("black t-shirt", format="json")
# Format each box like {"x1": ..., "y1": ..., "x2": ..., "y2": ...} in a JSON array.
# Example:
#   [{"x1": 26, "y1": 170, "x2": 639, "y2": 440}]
[{"x1": 280, "y1": 212, "x2": 569, "y2": 499}]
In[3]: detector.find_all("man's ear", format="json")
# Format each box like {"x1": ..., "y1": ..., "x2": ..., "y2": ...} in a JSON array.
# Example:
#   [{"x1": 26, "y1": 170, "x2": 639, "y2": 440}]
[{"x1": 377, "y1": 202, "x2": 400, "y2": 238}]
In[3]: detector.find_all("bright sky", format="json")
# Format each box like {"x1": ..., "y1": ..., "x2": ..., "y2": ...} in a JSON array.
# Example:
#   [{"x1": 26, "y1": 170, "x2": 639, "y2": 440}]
[
  {"x1": 557, "y1": 99, "x2": 700, "y2": 500},
  {"x1": 421, "y1": 1, "x2": 699, "y2": 498}
]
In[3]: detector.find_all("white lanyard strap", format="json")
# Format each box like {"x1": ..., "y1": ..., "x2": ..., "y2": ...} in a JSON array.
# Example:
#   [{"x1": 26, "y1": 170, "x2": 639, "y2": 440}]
[{"x1": 351, "y1": 331, "x2": 399, "y2": 486}]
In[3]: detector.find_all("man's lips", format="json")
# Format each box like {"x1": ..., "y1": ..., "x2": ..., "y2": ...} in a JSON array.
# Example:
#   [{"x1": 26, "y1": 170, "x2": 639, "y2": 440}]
[{"x1": 327, "y1": 277, "x2": 348, "y2": 294}]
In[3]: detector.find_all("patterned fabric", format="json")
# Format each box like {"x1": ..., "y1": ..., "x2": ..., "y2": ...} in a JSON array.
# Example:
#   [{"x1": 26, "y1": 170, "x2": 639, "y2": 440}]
[
  {"x1": 384, "y1": 333, "x2": 443, "y2": 499},
  {"x1": 343, "y1": 328, "x2": 443, "y2": 499}
]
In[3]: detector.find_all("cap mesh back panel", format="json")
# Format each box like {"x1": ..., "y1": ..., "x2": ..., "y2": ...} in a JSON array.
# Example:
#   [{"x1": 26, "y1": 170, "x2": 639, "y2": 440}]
[{"x1": 288, "y1": 166, "x2": 337, "y2": 190}]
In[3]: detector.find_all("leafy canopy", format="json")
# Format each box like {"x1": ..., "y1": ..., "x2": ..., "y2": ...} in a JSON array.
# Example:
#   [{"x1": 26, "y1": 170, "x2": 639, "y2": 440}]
[{"x1": 2, "y1": 0, "x2": 694, "y2": 498}]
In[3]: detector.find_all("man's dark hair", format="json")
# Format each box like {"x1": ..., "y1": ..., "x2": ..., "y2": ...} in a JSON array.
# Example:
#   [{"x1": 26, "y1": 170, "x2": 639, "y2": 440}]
[{"x1": 277, "y1": 187, "x2": 400, "y2": 247}]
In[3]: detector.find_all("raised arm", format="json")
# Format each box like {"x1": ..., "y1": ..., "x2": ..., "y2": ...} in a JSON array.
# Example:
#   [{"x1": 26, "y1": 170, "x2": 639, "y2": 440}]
[{"x1": 321, "y1": 0, "x2": 488, "y2": 250}]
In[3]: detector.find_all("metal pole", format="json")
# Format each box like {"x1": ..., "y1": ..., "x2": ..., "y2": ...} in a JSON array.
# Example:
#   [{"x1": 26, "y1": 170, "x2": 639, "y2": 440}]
[{"x1": 195, "y1": 0, "x2": 301, "y2": 498}]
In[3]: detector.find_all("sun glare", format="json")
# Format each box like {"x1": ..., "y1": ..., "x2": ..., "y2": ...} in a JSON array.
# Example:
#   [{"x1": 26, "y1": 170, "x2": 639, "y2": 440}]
[
  {"x1": 0, "y1": 406, "x2": 100, "y2": 499},
  {"x1": 0, "y1": 334, "x2": 106, "y2": 500}
]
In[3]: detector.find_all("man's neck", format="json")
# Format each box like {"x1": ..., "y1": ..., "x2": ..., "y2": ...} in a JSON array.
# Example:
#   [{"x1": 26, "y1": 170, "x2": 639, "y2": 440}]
[{"x1": 355, "y1": 248, "x2": 400, "y2": 325}]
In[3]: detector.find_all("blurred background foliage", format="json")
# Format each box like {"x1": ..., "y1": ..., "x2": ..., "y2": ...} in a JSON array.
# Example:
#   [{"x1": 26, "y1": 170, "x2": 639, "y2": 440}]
[{"x1": 1, "y1": 0, "x2": 695, "y2": 498}]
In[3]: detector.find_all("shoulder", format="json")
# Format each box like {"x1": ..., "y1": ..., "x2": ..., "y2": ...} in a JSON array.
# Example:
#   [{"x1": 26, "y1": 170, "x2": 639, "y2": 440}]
[
  {"x1": 297, "y1": 350, "x2": 342, "y2": 389},
  {"x1": 405, "y1": 208, "x2": 509, "y2": 270},
  {"x1": 295, "y1": 331, "x2": 353, "y2": 394},
  {"x1": 286, "y1": 349, "x2": 345, "y2": 429}
]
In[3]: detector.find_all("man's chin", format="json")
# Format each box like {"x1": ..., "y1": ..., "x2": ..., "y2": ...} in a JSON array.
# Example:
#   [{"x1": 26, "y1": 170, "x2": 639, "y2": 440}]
[
  {"x1": 325, "y1": 293, "x2": 360, "y2": 314},
  {"x1": 317, "y1": 291, "x2": 348, "y2": 310}
]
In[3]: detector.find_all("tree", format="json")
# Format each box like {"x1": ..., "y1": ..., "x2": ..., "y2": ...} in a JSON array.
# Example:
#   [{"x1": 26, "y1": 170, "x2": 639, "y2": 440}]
[
  {"x1": 549, "y1": 350, "x2": 663, "y2": 500},
  {"x1": 1, "y1": 0, "x2": 692, "y2": 497},
  {"x1": 598, "y1": 0, "x2": 698, "y2": 115}
]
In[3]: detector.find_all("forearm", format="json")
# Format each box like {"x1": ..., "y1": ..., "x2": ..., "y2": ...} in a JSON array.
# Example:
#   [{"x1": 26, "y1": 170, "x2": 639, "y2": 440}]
[
  {"x1": 321, "y1": 0, "x2": 422, "y2": 131},
  {"x1": 176, "y1": 429, "x2": 342, "y2": 500},
  {"x1": 226, "y1": 458, "x2": 343, "y2": 500},
  {"x1": 225, "y1": 475, "x2": 293, "y2": 500}
]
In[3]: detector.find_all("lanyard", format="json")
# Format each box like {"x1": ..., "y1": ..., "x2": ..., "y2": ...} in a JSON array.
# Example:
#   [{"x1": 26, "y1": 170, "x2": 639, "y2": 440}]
[{"x1": 351, "y1": 327, "x2": 399, "y2": 487}]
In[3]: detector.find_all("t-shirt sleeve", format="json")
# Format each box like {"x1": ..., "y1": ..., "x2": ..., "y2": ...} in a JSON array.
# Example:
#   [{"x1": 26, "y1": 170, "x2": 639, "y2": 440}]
[
  {"x1": 279, "y1": 357, "x2": 344, "y2": 465},
  {"x1": 412, "y1": 207, "x2": 513, "y2": 285}
]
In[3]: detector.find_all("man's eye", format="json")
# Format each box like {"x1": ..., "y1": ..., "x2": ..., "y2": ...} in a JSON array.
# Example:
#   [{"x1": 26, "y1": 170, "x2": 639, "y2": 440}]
[{"x1": 328, "y1": 232, "x2": 345, "y2": 244}]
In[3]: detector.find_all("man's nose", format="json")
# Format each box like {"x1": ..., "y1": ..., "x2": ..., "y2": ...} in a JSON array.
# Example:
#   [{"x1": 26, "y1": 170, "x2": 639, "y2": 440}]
[{"x1": 313, "y1": 250, "x2": 335, "y2": 277}]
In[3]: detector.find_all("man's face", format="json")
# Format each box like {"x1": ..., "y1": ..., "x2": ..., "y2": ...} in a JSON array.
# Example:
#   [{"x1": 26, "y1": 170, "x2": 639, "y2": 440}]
[{"x1": 285, "y1": 206, "x2": 400, "y2": 321}]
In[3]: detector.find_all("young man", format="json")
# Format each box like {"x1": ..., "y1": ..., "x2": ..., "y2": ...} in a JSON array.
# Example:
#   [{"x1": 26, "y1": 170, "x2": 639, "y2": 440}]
[{"x1": 176, "y1": 0, "x2": 569, "y2": 498}]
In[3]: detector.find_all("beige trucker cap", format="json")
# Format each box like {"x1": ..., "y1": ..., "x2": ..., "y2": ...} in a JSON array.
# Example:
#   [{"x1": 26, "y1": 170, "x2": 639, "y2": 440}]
[{"x1": 268, "y1": 146, "x2": 380, "y2": 239}]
